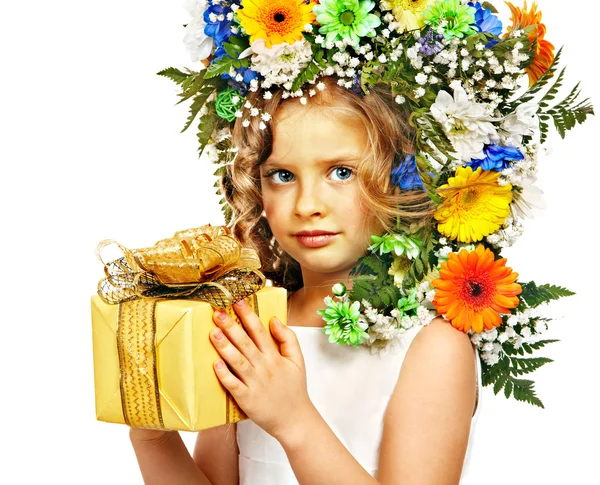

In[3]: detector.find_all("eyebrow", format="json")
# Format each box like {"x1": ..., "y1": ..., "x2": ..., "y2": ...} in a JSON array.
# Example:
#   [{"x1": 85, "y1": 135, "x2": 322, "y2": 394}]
[{"x1": 261, "y1": 155, "x2": 360, "y2": 170}]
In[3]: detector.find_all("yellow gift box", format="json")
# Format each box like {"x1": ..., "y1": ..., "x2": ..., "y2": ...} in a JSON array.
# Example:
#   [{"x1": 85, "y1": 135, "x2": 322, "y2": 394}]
[{"x1": 91, "y1": 285, "x2": 287, "y2": 432}]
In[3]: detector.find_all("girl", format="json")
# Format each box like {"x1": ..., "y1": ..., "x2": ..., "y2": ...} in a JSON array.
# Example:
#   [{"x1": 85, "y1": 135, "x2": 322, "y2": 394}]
[{"x1": 129, "y1": 76, "x2": 481, "y2": 485}]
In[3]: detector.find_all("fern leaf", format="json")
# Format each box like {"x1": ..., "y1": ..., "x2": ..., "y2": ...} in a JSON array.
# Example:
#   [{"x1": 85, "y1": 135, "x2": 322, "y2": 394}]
[
  {"x1": 511, "y1": 378, "x2": 544, "y2": 408},
  {"x1": 518, "y1": 281, "x2": 575, "y2": 309},
  {"x1": 528, "y1": 339, "x2": 559, "y2": 350},
  {"x1": 508, "y1": 356, "x2": 553, "y2": 376},
  {"x1": 506, "y1": 46, "x2": 563, "y2": 110},
  {"x1": 157, "y1": 67, "x2": 192, "y2": 86}
]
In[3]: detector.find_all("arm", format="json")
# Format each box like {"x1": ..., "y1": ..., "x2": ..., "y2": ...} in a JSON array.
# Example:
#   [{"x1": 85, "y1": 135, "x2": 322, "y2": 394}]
[
  {"x1": 376, "y1": 318, "x2": 477, "y2": 485},
  {"x1": 192, "y1": 423, "x2": 239, "y2": 485},
  {"x1": 277, "y1": 318, "x2": 476, "y2": 485},
  {"x1": 129, "y1": 428, "x2": 212, "y2": 485}
]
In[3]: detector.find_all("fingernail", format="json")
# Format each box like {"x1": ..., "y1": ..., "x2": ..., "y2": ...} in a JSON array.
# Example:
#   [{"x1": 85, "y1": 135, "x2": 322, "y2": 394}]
[
  {"x1": 215, "y1": 310, "x2": 227, "y2": 321},
  {"x1": 274, "y1": 317, "x2": 283, "y2": 327},
  {"x1": 215, "y1": 360, "x2": 224, "y2": 369},
  {"x1": 213, "y1": 329, "x2": 224, "y2": 340},
  {"x1": 234, "y1": 299, "x2": 246, "y2": 308}
]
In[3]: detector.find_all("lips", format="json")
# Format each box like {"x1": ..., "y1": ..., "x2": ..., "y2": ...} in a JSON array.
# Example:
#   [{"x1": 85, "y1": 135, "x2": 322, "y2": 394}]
[
  {"x1": 294, "y1": 232, "x2": 339, "y2": 248},
  {"x1": 294, "y1": 230, "x2": 339, "y2": 236}
]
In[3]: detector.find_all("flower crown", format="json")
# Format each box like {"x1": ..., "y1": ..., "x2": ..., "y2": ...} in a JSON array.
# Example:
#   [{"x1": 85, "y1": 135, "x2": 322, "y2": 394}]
[{"x1": 160, "y1": 0, "x2": 593, "y2": 407}]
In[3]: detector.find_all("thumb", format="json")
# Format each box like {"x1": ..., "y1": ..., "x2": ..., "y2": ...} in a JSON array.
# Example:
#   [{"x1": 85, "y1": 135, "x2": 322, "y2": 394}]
[{"x1": 270, "y1": 317, "x2": 303, "y2": 363}]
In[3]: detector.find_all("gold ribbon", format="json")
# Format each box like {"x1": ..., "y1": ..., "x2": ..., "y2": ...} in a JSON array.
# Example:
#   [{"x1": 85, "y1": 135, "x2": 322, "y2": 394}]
[
  {"x1": 96, "y1": 224, "x2": 266, "y2": 309},
  {"x1": 96, "y1": 224, "x2": 267, "y2": 429},
  {"x1": 117, "y1": 299, "x2": 164, "y2": 429}
]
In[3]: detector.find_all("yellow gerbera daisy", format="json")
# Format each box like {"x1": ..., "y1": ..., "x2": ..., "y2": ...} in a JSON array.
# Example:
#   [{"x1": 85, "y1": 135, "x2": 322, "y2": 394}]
[
  {"x1": 237, "y1": 0, "x2": 317, "y2": 49},
  {"x1": 390, "y1": 0, "x2": 435, "y2": 32},
  {"x1": 434, "y1": 166, "x2": 513, "y2": 243}
]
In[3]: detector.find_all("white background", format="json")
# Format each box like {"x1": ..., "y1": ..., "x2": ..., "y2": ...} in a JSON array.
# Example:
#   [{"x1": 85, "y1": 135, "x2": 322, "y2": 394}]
[{"x1": 1, "y1": 1, "x2": 598, "y2": 483}]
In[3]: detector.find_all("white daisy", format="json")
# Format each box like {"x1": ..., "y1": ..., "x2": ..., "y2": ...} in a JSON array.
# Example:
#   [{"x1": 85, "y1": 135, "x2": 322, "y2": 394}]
[
  {"x1": 501, "y1": 102, "x2": 540, "y2": 147},
  {"x1": 511, "y1": 174, "x2": 545, "y2": 220},
  {"x1": 182, "y1": 0, "x2": 213, "y2": 64},
  {"x1": 430, "y1": 82, "x2": 499, "y2": 161}
]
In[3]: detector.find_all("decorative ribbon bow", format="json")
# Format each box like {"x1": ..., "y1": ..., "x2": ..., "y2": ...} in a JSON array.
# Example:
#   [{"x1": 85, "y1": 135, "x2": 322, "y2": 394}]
[{"x1": 96, "y1": 224, "x2": 266, "y2": 309}]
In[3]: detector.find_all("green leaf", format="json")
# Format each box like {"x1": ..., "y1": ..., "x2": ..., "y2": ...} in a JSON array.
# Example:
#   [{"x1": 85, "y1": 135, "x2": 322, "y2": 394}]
[
  {"x1": 291, "y1": 42, "x2": 326, "y2": 91},
  {"x1": 511, "y1": 378, "x2": 544, "y2": 408},
  {"x1": 504, "y1": 379, "x2": 513, "y2": 399},
  {"x1": 493, "y1": 374, "x2": 507, "y2": 395},
  {"x1": 196, "y1": 103, "x2": 217, "y2": 156},
  {"x1": 157, "y1": 67, "x2": 192, "y2": 86},
  {"x1": 509, "y1": 356, "x2": 553, "y2": 376},
  {"x1": 527, "y1": 339, "x2": 559, "y2": 350},
  {"x1": 518, "y1": 281, "x2": 575, "y2": 310},
  {"x1": 506, "y1": 46, "x2": 564, "y2": 111}
]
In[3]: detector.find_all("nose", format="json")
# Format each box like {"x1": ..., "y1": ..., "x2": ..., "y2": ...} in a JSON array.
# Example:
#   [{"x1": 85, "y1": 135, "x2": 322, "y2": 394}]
[{"x1": 294, "y1": 179, "x2": 326, "y2": 218}]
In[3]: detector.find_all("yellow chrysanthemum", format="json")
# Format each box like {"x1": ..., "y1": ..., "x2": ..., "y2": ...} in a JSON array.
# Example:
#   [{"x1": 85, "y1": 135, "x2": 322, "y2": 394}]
[
  {"x1": 237, "y1": 0, "x2": 317, "y2": 49},
  {"x1": 434, "y1": 166, "x2": 513, "y2": 243},
  {"x1": 390, "y1": 0, "x2": 435, "y2": 32}
]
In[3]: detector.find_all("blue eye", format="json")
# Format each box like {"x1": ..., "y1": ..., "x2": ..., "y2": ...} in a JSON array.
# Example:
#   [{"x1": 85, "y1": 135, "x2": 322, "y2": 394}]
[
  {"x1": 263, "y1": 166, "x2": 354, "y2": 185},
  {"x1": 331, "y1": 167, "x2": 353, "y2": 181},
  {"x1": 269, "y1": 170, "x2": 294, "y2": 184}
]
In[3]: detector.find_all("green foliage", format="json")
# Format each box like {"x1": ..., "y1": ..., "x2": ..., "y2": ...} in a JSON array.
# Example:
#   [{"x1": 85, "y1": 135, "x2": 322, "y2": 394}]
[
  {"x1": 204, "y1": 37, "x2": 250, "y2": 79},
  {"x1": 517, "y1": 281, "x2": 575, "y2": 311},
  {"x1": 196, "y1": 101, "x2": 217, "y2": 156},
  {"x1": 541, "y1": 86, "x2": 594, "y2": 141},
  {"x1": 291, "y1": 41, "x2": 328, "y2": 92},
  {"x1": 413, "y1": 112, "x2": 456, "y2": 174},
  {"x1": 157, "y1": 67, "x2": 192, "y2": 86},
  {"x1": 348, "y1": 252, "x2": 402, "y2": 309},
  {"x1": 402, "y1": 230, "x2": 436, "y2": 290},
  {"x1": 482, "y1": 354, "x2": 550, "y2": 408},
  {"x1": 506, "y1": 47, "x2": 564, "y2": 110}
]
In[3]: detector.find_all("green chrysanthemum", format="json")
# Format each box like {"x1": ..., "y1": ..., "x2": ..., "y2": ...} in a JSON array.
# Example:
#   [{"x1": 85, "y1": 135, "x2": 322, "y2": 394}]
[
  {"x1": 317, "y1": 297, "x2": 369, "y2": 346},
  {"x1": 368, "y1": 233, "x2": 423, "y2": 259},
  {"x1": 313, "y1": 0, "x2": 382, "y2": 46},
  {"x1": 422, "y1": 0, "x2": 477, "y2": 39},
  {"x1": 396, "y1": 288, "x2": 420, "y2": 316}
]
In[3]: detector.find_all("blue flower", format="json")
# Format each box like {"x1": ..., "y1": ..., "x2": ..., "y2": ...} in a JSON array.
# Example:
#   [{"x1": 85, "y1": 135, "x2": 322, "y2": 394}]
[
  {"x1": 204, "y1": 1, "x2": 239, "y2": 49},
  {"x1": 468, "y1": 144, "x2": 524, "y2": 171},
  {"x1": 211, "y1": 45, "x2": 259, "y2": 94},
  {"x1": 391, "y1": 154, "x2": 424, "y2": 191},
  {"x1": 468, "y1": 2, "x2": 502, "y2": 47}
]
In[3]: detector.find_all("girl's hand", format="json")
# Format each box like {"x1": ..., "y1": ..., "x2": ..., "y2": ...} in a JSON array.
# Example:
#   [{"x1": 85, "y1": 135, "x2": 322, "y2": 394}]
[{"x1": 210, "y1": 298, "x2": 314, "y2": 441}]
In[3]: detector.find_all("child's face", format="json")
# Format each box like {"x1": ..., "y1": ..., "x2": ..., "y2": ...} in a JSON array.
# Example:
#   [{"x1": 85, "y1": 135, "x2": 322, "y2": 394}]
[{"x1": 259, "y1": 104, "x2": 384, "y2": 276}]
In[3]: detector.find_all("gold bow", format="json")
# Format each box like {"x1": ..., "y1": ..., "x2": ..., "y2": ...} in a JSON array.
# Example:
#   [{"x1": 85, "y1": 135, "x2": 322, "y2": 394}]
[{"x1": 96, "y1": 224, "x2": 266, "y2": 309}]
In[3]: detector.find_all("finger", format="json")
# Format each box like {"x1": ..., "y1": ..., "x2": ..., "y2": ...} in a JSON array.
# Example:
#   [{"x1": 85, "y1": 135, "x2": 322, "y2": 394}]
[
  {"x1": 210, "y1": 327, "x2": 256, "y2": 385},
  {"x1": 231, "y1": 299, "x2": 279, "y2": 355},
  {"x1": 213, "y1": 307, "x2": 265, "y2": 365},
  {"x1": 213, "y1": 359, "x2": 247, "y2": 402},
  {"x1": 269, "y1": 317, "x2": 305, "y2": 366}
]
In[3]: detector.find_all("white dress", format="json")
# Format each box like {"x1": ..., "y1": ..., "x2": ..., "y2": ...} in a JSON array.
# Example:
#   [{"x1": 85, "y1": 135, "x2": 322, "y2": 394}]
[{"x1": 237, "y1": 323, "x2": 482, "y2": 484}]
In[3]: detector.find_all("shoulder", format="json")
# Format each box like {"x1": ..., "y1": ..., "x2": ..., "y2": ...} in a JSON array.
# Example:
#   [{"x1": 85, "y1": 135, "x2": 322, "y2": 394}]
[
  {"x1": 397, "y1": 317, "x2": 476, "y2": 402},
  {"x1": 408, "y1": 316, "x2": 476, "y2": 370},
  {"x1": 386, "y1": 316, "x2": 477, "y2": 418}
]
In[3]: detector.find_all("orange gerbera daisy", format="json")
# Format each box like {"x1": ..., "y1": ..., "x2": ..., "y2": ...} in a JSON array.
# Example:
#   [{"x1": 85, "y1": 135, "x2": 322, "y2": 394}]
[
  {"x1": 505, "y1": 1, "x2": 555, "y2": 86},
  {"x1": 237, "y1": 0, "x2": 318, "y2": 48},
  {"x1": 432, "y1": 245, "x2": 522, "y2": 333}
]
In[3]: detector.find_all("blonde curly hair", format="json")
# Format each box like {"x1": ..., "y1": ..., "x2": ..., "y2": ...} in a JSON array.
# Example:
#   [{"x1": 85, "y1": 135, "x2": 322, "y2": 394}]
[{"x1": 219, "y1": 76, "x2": 434, "y2": 292}]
